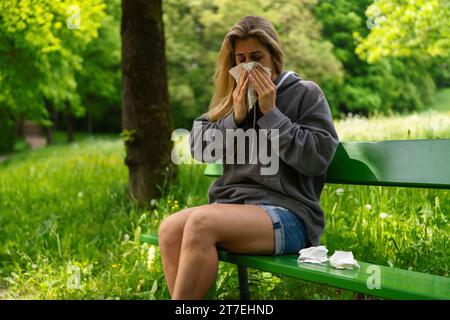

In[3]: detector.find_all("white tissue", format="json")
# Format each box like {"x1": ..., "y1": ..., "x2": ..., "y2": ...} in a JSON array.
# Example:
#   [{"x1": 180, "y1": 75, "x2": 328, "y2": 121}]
[
  {"x1": 297, "y1": 247, "x2": 360, "y2": 270},
  {"x1": 297, "y1": 246, "x2": 329, "y2": 264},
  {"x1": 228, "y1": 61, "x2": 271, "y2": 111},
  {"x1": 329, "y1": 251, "x2": 360, "y2": 270}
]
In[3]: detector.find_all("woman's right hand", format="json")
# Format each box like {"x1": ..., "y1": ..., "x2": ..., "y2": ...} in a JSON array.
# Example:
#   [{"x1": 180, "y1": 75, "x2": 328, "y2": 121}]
[{"x1": 232, "y1": 70, "x2": 249, "y2": 125}]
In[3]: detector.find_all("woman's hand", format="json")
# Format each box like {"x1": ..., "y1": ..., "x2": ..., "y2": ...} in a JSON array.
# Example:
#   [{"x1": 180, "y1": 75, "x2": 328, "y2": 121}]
[
  {"x1": 232, "y1": 70, "x2": 249, "y2": 125},
  {"x1": 249, "y1": 64, "x2": 276, "y2": 114}
]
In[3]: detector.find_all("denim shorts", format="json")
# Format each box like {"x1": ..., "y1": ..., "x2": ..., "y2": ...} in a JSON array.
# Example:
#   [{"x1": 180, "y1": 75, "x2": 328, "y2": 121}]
[{"x1": 258, "y1": 204, "x2": 307, "y2": 255}]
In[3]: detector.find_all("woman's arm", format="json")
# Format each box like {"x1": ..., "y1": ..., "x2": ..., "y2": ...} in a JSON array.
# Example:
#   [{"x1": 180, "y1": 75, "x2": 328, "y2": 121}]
[{"x1": 256, "y1": 81, "x2": 340, "y2": 176}]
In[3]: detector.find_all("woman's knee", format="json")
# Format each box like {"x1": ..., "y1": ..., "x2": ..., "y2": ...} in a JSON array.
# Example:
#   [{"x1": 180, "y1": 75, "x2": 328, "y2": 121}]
[
  {"x1": 182, "y1": 206, "x2": 218, "y2": 246},
  {"x1": 158, "y1": 208, "x2": 194, "y2": 250}
]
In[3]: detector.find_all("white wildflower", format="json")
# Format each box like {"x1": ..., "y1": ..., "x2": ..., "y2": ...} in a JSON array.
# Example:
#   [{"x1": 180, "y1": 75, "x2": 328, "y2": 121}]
[
  {"x1": 379, "y1": 212, "x2": 388, "y2": 219},
  {"x1": 78, "y1": 192, "x2": 84, "y2": 198},
  {"x1": 335, "y1": 188, "x2": 344, "y2": 196},
  {"x1": 147, "y1": 245, "x2": 156, "y2": 269},
  {"x1": 365, "y1": 204, "x2": 372, "y2": 210}
]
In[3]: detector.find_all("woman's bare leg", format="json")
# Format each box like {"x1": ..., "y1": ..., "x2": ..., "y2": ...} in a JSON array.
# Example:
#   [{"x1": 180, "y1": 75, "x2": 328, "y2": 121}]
[
  {"x1": 172, "y1": 203, "x2": 274, "y2": 300},
  {"x1": 158, "y1": 207, "x2": 196, "y2": 297}
]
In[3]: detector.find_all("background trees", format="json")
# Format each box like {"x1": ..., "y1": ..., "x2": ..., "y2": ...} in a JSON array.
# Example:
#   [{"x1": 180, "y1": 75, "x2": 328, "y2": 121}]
[
  {"x1": 0, "y1": 0, "x2": 107, "y2": 149},
  {"x1": 314, "y1": 0, "x2": 441, "y2": 114},
  {"x1": 0, "y1": 0, "x2": 448, "y2": 155}
]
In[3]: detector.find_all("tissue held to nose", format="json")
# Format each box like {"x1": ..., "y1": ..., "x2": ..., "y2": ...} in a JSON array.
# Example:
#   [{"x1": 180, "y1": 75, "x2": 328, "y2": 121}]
[{"x1": 229, "y1": 62, "x2": 271, "y2": 111}]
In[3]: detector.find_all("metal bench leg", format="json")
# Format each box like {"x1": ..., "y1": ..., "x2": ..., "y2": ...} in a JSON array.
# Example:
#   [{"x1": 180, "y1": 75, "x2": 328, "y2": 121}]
[{"x1": 237, "y1": 265, "x2": 250, "y2": 300}]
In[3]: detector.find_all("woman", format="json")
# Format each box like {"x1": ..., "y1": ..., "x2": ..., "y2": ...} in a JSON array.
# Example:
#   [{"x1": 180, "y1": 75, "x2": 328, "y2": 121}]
[{"x1": 158, "y1": 16, "x2": 339, "y2": 300}]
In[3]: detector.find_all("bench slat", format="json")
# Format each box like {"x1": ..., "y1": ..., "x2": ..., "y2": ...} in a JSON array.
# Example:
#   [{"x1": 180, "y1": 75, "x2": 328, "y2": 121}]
[
  {"x1": 204, "y1": 139, "x2": 450, "y2": 189},
  {"x1": 141, "y1": 233, "x2": 450, "y2": 300}
]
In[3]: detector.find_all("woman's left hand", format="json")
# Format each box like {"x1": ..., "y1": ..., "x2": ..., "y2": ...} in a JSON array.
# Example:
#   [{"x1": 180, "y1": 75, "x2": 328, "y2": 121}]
[{"x1": 249, "y1": 64, "x2": 277, "y2": 114}]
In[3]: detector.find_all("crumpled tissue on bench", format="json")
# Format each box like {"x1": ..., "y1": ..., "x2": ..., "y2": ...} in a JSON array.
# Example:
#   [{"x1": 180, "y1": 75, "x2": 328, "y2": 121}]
[
  {"x1": 297, "y1": 246, "x2": 329, "y2": 264},
  {"x1": 329, "y1": 251, "x2": 360, "y2": 270}
]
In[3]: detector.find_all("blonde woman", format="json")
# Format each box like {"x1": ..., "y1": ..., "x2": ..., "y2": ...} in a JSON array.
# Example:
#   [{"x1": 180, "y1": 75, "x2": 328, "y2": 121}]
[{"x1": 158, "y1": 16, "x2": 339, "y2": 299}]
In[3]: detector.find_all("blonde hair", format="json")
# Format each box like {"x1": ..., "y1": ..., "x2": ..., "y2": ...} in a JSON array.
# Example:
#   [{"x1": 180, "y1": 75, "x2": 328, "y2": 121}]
[{"x1": 206, "y1": 16, "x2": 285, "y2": 122}]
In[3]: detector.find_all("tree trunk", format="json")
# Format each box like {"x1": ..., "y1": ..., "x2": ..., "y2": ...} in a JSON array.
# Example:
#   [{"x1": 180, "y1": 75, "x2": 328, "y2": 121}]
[
  {"x1": 66, "y1": 110, "x2": 73, "y2": 143},
  {"x1": 53, "y1": 108, "x2": 59, "y2": 130},
  {"x1": 87, "y1": 105, "x2": 93, "y2": 134},
  {"x1": 44, "y1": 100, "x2": 53, "y2": 144},
  {"x1": 121, "y1": 0, "x2": 176, "y2": 207},
  {"x1": 46, "y1": 127, "x2": 53, "y2": 145}
]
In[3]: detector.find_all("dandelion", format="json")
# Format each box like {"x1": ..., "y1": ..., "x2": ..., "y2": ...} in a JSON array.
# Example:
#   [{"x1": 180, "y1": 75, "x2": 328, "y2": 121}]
[
  {"x1": 379, "y1": 212, "x2": 388, "y2": 219},
  {"x1": 112, "y1": 264, "x2": 119, "y2": 269},
  {"x1": 365, "y1": 204, "x2": 372, "y2": 210},
  {"x1": 335, "y1": 188, "x2": 344, "y2": 196}
]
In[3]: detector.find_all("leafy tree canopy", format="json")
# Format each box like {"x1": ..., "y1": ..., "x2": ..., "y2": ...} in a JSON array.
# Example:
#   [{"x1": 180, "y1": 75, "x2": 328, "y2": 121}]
[{"x1": 355, "y1": 0, "x2": 450, "y2": 63}]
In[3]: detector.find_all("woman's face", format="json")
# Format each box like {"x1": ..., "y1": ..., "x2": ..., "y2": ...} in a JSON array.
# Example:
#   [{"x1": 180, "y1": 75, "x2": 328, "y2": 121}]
[{"x1": 234, "y1": 37, "x2": 278, "y2": 81}]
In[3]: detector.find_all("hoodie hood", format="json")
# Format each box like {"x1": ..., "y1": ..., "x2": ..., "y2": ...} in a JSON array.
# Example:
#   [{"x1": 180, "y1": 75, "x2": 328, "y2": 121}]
[{"x1": 274, "y1": 71, "x2": 302, "y2": 93}]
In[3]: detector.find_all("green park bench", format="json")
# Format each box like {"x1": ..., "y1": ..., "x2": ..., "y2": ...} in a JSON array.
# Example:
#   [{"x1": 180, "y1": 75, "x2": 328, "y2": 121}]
[{"x1": 142, "y1": 139, "x2": 450, "y2": 300}]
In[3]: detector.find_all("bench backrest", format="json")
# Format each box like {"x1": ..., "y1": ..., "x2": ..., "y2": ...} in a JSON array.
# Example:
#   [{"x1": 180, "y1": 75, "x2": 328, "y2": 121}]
[{"x1": 203, "y1": 139, "x2": 450, "y2": 189}]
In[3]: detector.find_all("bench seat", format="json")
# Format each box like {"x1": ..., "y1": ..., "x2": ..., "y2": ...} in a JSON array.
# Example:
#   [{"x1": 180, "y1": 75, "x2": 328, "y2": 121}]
[{"x1": 141, "y1": 233, "x2": 450, "y2": 300}]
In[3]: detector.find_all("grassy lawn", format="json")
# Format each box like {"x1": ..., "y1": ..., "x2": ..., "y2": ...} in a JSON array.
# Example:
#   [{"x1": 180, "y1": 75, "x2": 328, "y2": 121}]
[
  {"x1": 0, "y1": 109, "x2": 449, "y2": 300},
  {"x1": 429, "y1": 88, "x2": 450, "y2": 112}
]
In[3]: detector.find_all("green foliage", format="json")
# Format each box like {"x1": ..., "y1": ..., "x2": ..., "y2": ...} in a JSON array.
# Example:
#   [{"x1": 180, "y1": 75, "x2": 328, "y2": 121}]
[
  {"x1": 355, "y1": 0, "x2": 450, "y2": 63},
  {"x1": 0, "y1": 0, "x2": 106, "y2": 121},
  {"x1": 120, "y1": 129, "x2": 137, "y2": 144},
  {"x1": 75, "y1": 0, "x2": 122, "y2": 132},
  {"x1": 430, "y1": 88, "x2": 450, "y2": 112},
  {"x1": 314, "y1": 0, "x2": 439, "y2": 114}
]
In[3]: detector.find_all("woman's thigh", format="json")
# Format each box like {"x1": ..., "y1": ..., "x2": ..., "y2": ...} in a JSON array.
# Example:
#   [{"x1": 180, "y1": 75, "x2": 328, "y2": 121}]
[
  {"x1": 158, "y1": 202, "x2": 220, "y2": 237},
  {"x1": 184, "y1": 203, "x2": 275, "y2": 255}
]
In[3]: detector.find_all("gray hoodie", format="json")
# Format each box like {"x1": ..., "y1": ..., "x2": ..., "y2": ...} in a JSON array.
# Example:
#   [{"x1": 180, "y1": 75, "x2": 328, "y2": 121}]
[{"x1": 189, "y1": 70, "x2": 339, "y2": 247}]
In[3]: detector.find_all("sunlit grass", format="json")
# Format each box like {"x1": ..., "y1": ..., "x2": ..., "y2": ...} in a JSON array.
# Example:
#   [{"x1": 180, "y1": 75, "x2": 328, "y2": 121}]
[
  {"x1": 0, "y1": 110, "x2": 448, "y2": 299},
  {"x1": 335, "y1": 110, "x2": 450, "y2": 141}
]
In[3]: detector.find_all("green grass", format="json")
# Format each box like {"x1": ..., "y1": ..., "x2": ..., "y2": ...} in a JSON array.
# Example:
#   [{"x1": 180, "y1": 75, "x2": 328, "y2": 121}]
[
  {"x1": 0, "y1": 110, "x2": 449, "y2": 300},
  {"x1": 429, "y1": 88, "x2": 450, "y2": 112},
  {"x1": 12, "y1": 131, "x2": 119, "y2": 154}
]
